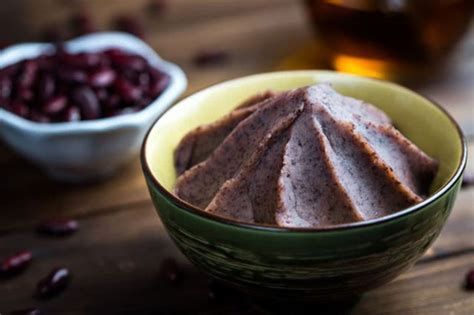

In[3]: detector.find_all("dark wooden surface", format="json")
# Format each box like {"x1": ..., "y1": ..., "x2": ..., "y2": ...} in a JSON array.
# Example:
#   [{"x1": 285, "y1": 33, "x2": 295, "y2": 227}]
[{"x1": 1, "y1": 1, "x2": 473, "y2": 314}]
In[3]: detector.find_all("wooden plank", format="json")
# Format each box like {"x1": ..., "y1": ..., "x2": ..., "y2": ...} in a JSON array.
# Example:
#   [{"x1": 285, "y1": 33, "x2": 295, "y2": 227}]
[
  {"x1": 0, "y1": 202, "x2": 473, "y2": 314},
  {"x1": 0, "y1": 159, "x2": 149, "y2": 232},
  {"x1": 0, "y1": 203, "x2": 233, "y2": 314},
  {"x1": 353, "y1": 254, "x2": 474, "y2": 315},
  {"x1": 417, "y1": 28, "x2": 474, "y2": 137},
  {"x1": 427, "y1": 138, "x2": 474, "y2": 255},
  {"x1": 430, "y1": 189, "x2": 474, "y2": 256}
]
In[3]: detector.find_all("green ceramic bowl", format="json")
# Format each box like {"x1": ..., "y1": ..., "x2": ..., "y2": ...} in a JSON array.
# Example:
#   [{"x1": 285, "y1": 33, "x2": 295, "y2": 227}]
[{"x1": 141, "y1": 71, "x2": 467, "y2": 302}]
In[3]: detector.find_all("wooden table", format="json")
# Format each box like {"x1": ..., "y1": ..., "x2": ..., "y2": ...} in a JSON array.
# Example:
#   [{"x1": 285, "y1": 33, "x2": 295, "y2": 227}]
[{"x1": 1, "y1": 1, "x2": 473, "y2": 314}]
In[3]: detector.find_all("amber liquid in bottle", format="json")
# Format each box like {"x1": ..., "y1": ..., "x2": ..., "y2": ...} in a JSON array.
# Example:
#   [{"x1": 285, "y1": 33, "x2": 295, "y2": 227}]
[{"x1": 305, "y1": 0, "x2": 474, "y2": 81}]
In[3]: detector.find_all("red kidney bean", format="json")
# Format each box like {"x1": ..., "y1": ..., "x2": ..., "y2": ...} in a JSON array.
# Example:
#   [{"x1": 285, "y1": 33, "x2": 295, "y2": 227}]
[
  {"x1": 80, "y1": 53, "x2": 102, "y2": 68},
  {"x1": 104, "y1": 94, "x2": 121, "y2": 108},
  {"x1": 159, "y1": 257, "x2": 180, "y2": 284},
  {"x1": 95, "y1": 88, "x2": 108, "y2": 101},
  {"x1": 103, "y1": 48, "x2": 125, "y2": 59},
  {"x1": 72, "y1": 86, "x2": 100, "y2": 120},
  {"x1": 18, "y1": 60, "x2": 39, "y2": 89},
  {"x1": 0, "y1": 250, "x2": 33, "y2": 277},
  {"x1": 0, "y1": 76, "x2": 12, "y2": 99},
  {"x1": 137, "y1": 72, "x2": 150, "y2": 87},
  {"x1": 149, "y1": 67, "x2": 165, "y2": 79},
  {"x1": 89, "y1": 67, "x2": 116, "y2": 87},
  {"x1": 465, "y1": 268, "x2": 474, "y2": 290},
  {"x1": 30, "y1": 110, "x2": 51, "y2": 123},
  {"x1": 58, "y1": 68, "x2": 88, "y2": 84},
  {"x1": 114, "y1": 78, "x2": 142, "y2": 102},
  {"x1": 98, "y1": 56, "x2": 112, "y2": 68},
  {"x1": 38, "y1": 74, "x2": 55, "y2": 100},
  {"x1": 0, "y1": 64, "x2": 20, "y2": 78},
  {"x1": 37, "y1": 55, "x2": 55, "y2": 67},
  {"x1": 10, "y1": 308, "x2": 41, "y2": 315},
  {"x1": 114, "y1": 16, "x2": 146, "y2": 39},
  {"x1": 62, "y1": 106, "x2": 81, "y2": 122},
  {"x1": 18, "y1": 87, "x2": 34, "y2": 102},
  {"x1": 137, "y1": 97, "x2": 152, "y2": 109},
  {"x1": 0, "y1": 63, "x2": 19, "y2": 83},
  {"x1": 37, "y1": 218, "x2": 79, "y2": 236},
  {"x1": 122, "y1": 69, "x2": 138, "y2": 83},
  {"x1": 36, "y1": 267, "x2": 71, "y2": 299},
  {"x1": 1, "y1": 48, "x2": 170, "y2": 122},
  {"x1": 193, "y1": 49, "x2": 229, "y2": 66},
  {"x1": 149, "y1": 74, "x2": 170, "y2": 97},
  {"x1": 42, "y1": 95, "x2": 67, "y2": 114},
  {"x1": 6, "y1": 101, "x2": 29, "y2": 117},
  {"x1": 111, "y1": 54, "x2": 147, "y2": 71},
  {"x1": 60, "y1": 52, "x2": 101, "y2": 68}
]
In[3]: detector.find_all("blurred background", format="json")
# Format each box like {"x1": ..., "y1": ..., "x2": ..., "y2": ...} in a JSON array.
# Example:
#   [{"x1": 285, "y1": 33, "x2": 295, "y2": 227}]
[
  {"x1": 2, "y1": 0, "x2": 472, "y2": 132},
  {"x1": 0, "y1": 0, "x2": 314, "y2": 93},
  {"x1": 1, "y1": 1, "x2": 473, "y2": 314}
]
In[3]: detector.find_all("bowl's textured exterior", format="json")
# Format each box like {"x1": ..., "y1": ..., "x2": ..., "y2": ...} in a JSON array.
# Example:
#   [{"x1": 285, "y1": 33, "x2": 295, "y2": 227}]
[
  {"x1": 142, "y1": 71, "x2": 466, "y2": 302},
  {"x1": 0, "y1": 32, "x2": 187, "y2": 182},
  {"x1": 144, "y1": 173, "x2": 462, "y2": 301}
]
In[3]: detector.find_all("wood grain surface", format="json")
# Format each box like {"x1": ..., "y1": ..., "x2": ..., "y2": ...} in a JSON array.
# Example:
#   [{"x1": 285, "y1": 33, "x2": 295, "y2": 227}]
[{"x1": 0, "y1": 0, "x2": 473, "y2": 314}]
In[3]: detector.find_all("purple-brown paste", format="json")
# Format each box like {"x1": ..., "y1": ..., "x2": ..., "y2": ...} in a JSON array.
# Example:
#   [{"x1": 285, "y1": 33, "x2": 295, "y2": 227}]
[{"x1": 173, "y1": 84, "x2": 438, "y2": 228}]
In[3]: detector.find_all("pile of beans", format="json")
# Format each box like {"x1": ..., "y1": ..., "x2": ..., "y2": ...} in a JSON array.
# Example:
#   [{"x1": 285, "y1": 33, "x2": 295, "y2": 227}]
[{"x1": 0, "y1": 47, "x2": 170, "y2": 123}]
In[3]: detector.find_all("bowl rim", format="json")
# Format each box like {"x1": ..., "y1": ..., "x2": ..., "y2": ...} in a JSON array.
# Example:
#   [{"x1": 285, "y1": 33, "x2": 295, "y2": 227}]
[
  {"x1": 0, "y1": 32, "x2": 187, "y2": 135},
  {"x1": 141, "y1": 70, "x2": 468, "y2": 233}
]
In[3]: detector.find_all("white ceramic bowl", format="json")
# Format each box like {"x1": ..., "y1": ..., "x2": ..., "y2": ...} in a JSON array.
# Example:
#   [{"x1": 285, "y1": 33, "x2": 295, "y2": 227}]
[{"x1": 0, "y1": 32, "x2": 187, "y2": 182}]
